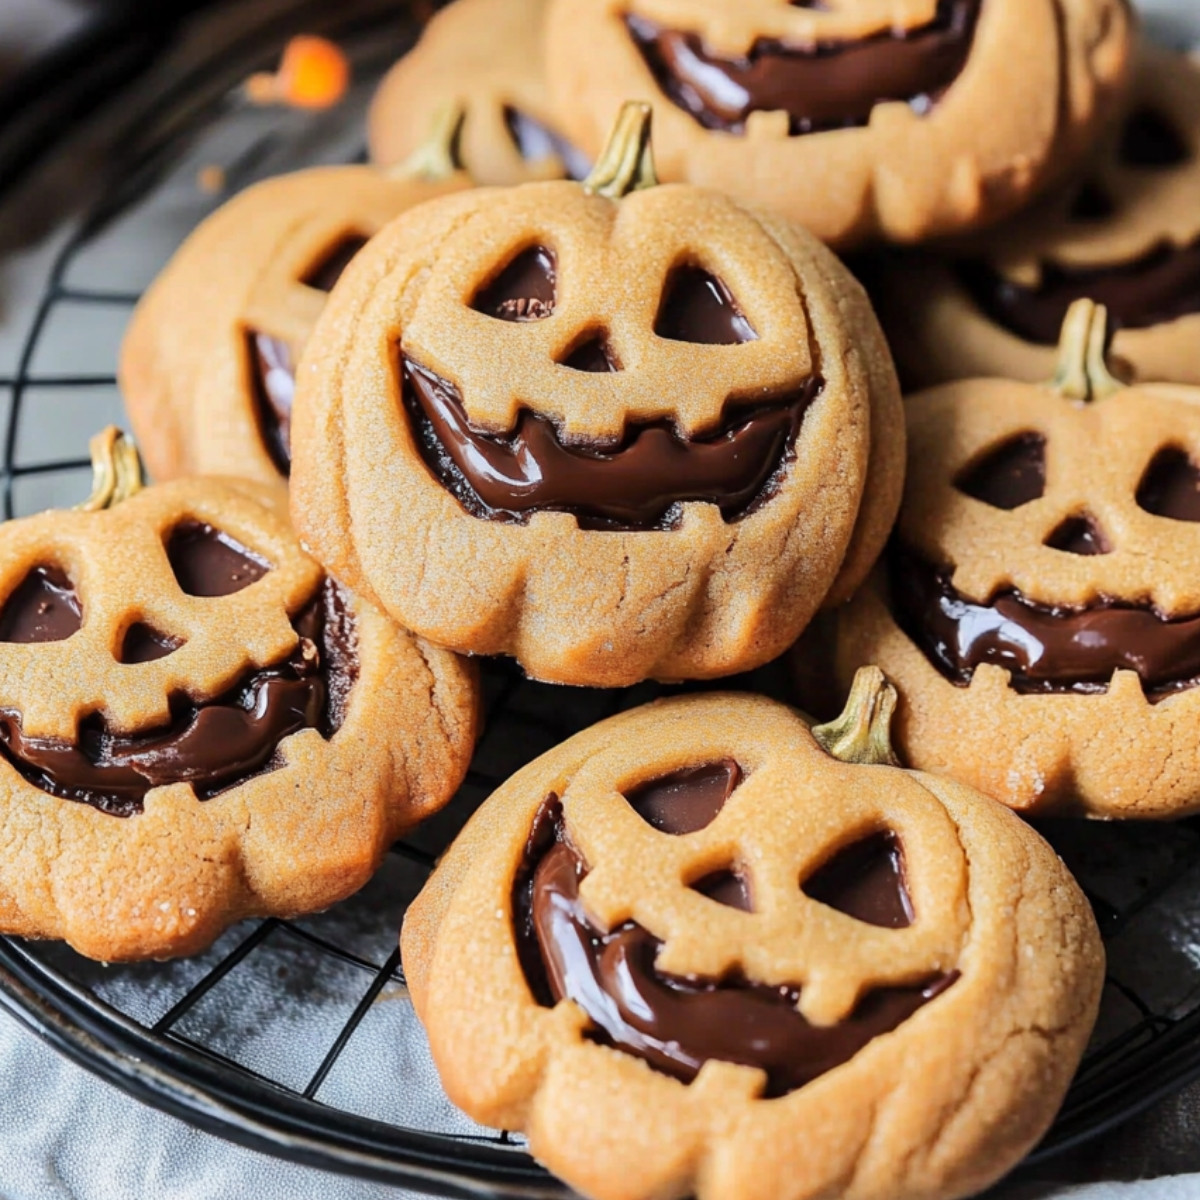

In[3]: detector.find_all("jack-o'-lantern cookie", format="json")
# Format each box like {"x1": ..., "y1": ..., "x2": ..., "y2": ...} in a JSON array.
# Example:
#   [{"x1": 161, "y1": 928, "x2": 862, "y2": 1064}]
[
  {"x1": 121, "y1": 109, "x2": 471, "y2": 485},
  {"x1": 835, "y1": 300, "x2": 1200, "y2": 817},
  {"x1": 874, "y1": 42, "x2": 1200, "y2": 388},
  {"x1": 403, "y1": 672, "x2": 1103, "y2": 1200},
  {"x1": 0, "y1": 429, "x2": 477, "y2": 961},
  {"x1": 545, "y1": 0, "x2": 1134, "y2": 248},
  {"x1": 290, "y1": 104, "x2": 903, "y2": 687},
  {"x1": 369, "y1": 0, "x2": 591, "y2": 184}
]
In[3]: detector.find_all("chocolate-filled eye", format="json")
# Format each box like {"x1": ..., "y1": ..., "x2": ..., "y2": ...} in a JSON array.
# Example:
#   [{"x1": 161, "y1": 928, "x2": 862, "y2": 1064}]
[
  {"x1": 502, "y1": 106, "x2": 592, "y2": 181},
  {"x1": 802, "y1": 831, "x2": 912, "y2": 929},
  {"x1": 0, "y1": 565, "x2": 81, "y2": 643},
  {"x1": 301, "y1": 233, "x2": 371, "y2": 292},
  {"x1": 1137, "y1": 446, "x2": 1200, "y2": 522},
  {"x1": 1119, "y1": 109, "x2": 1191, "y2": 168},
  {"x1": 557, "y1": 330, "x2": 620, "y2": 373},
  {"x1": 1068, "y1": 180, "x2": 1116, "y2": 222},
  {"x1": 624, "y1": 759, "x2": 742, "y2": 834},
  {"x1": 689, "y1": 867, "x2": 753, "y2": 911},
  {"x1": 119, "y1": 623, "x2": 185, "y2": 664},
  {"x1": 955, "y1": 433, "x2": 1046, "y2": 510},
  {"x1": 1044, "y1": 512, "x2": 1111, "y2": 556},
  {"x1": 166, "y1": 520, "x2": 271, "y2": 597},
  {"x1": 471, "y1": 245, "x2": 557, "y2": 321},
  {"x1": 655, "y1": 266, "x2": 757, "y2": 345}
]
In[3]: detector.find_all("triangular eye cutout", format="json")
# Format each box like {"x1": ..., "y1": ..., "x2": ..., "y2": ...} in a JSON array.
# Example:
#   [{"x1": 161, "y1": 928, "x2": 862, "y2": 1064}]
[
  {"x1": 1068, "y1": 180, "x2": 1116, "y2": 222},
  {"x1": 558, "y1": 331, "x2": 620, "y2": 373},
  {"x1": 655, "y1": 266, "x2": 757, "y2": 345},
  {"x1": 624, "y1": 760, "x2": 742, "y2": 835},
  {"x1": 1137, "y1": 447, "x2": 1200, "y2": 522},
  {"x1": 955, "y1": 433, "x2": 1046, "y2": 510},
  {"x1": 690, "y1": 868, "x2": 753, "y2": 912},
  {"x1": 1119, "y1": 108, "x2": 1191, "y2": 168},
  {"x1": 120, "y1": 623, "x2": 184, "y2": 663},
  {"x1": 802, "y1": 832, "x2": 913, "y2": 929},
  {"x1": 167, "y1": 521, "x2": 271, "y2": 597},
  {"x1": 1044, "y1": 513, "x2": 1111, "y2": 556},
  {"x1": 0, "y1": 565, "x2": 81, "y2": 643},
  {"x1": 301, "y1": 233, "x2": 370, "y2": 292},
  {"x1": 471, "y1": 245, "x2": 557, "y2": 321}
]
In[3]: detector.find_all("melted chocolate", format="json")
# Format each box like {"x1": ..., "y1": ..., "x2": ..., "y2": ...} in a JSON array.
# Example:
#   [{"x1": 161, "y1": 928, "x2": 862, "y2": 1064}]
[
  {"x1": 889, "y1": 542, "x2": 1200, "y2": 698},
  {"x1": 803, "y1": 833, "x2": 913, "y2": 928},
  {"x1": 0, "y1": 567, "x2": 81, "y2": 644},
  {"x1": 120, "y1": 623, "x2": 183, "y2": 664},
  {"x1": 1044, "y1": 514, "x2": 1110, "y2": 557},
  {"x1": 955, "y1": 433, "x2": 1046, "y2": 510},
  {"x1": 625, "y1": 760, "x2": 742, "y2": 834},
  {"x1": 167, "y1": 521, "x2": 270, "y2": 597},
  {"x1": 503, "y1": 107, "x2": 592, "y2": 181},
  {"x1": 625, "y1": 0, "x2": 981, "y2": 135},
  {"x1": 692, "y1": 869, "x2": 753, "y2": 911},
  {"x1": 250, "y1": 333, "x2": 295, "y2": 476},
  {"x1": 559, "y1": 333, "x2": 620, "y2": 373},
  {"x1": 403, "y1": 357, "x2": 821, "y2": 530},
  {"x1": 1119, "y1": 108, "x2": 1191, "y2": 169},
  {"x1": 472, "y1": 246, "x2": 557, "y2": 321},
  {"x1": 0, "y1": 580, "x2": 358, "y2": 817},
  {"x1": 655, "y1": 267, "x2": 757, "y2": 345},
  {"x1": 302, "y1": 234, "x2": 370, "y2": 292},
  {"x1": 1137, "y1": 448, "x2": 1200, "y2": 522},
  {"x1": 519, "y1": 813, "x2": 955, "y2": 1097},
  {"x1": 959, "y1": 238, "x2": 1200, "y2": 346},
  {"x1": 1068, "y1": 180, "x2": 1116, "y2": 222}
]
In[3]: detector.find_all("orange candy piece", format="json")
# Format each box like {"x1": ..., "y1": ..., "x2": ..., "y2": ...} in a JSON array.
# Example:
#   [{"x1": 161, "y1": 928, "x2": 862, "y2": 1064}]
[{"x1": 246, "y1": 36, "x2": 349, "y2": 110}]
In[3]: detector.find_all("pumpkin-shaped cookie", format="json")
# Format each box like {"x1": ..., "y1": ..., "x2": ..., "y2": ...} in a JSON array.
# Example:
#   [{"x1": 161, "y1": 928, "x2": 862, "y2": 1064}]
[
  {"x1": 368, "y1": 0, "x2": 590, "y2": 184},
  {"x1": 290, "y1": 105, "x2": 903, "y2": 687},
  {"x1": 544, "y1": 0, "x2": 1133, "y2": 248},
  {"x1": 0, "y1": 430, "x2": 477, "y2": 961},
  {"x1": 121, "y1": 110, "x2": 471, "y2": 485},
  {"x1": 835, "y1": 300, "x2": 1200, "y2": 817},
  {"x1": 403, "y1": 670, "x2": 1102, "y2": 1200},
  {"x1": 873, "y1": 42, "x2": 1200, "y2": 388}
]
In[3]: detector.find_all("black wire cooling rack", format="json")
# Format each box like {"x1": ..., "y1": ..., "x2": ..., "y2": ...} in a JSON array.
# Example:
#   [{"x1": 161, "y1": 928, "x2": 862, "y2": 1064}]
[{"x1": 1, "y1": 1, "x2": 1200, "y2": 1194}]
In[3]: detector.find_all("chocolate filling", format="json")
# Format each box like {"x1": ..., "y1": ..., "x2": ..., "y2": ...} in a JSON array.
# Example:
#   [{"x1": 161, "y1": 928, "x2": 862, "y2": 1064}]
[
  {"x1": 0, "y1": 566, "x2": 82, "y2": 644},
  {"x1": 402, "y1": 357, "x2": 821, "y2": 530},
  {"x1": 167, "y1": 520, "x2": 270, "y2": 597},
  {"x1": 626, "y1": 760, "x2": 741, "y2": 833},
  {"x1": 472, "y1": 246, "x2": 558, "y2": 322},
  {"x1": 803, "y1": 832, "x2": 913, "y2": 929},
  {"x1": 625, "y1": 0, "x2": 981, "y2": 135},
  {"x1": 955, "y1": 433, "x2": 1045, "y2": 510},
  {"x1": 889, "y1": 541, "x2": 1200, "y2": 698},
  {"x1": 1138, "y1": 447, "x2": 1200, "y2": 522},
  {"x1": 503, "y1": 107, "x2": 592, "y2": 181},
  {"x1": 958, "y1": 237, "x2": 1200, "y2": 346},
  {"x1": 0, "y1": 579, "x2": 359, "y2": 817},
  {"x1": 655, "y1": 266, "x2": 757, "y2": 345},
  {"x1": 247, "y1": 235, "x2": 370, "y2": 477},
  {"x1": 515, "y1": 795, "x2": 954, "y2": 1097},
  {"x1": 250, "y1": 334, "x2": 295, "y2": 476}
]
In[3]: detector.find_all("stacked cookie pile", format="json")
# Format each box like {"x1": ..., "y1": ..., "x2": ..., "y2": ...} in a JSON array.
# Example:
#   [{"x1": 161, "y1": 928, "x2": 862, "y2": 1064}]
[{"x1": 2, "y1": 0, "x2": 1198, "y2": 1195}]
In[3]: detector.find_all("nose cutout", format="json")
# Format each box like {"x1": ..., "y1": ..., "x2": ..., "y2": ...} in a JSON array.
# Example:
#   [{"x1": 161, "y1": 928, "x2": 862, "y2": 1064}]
[
  {"x1": 1044, "y1": 512, "x2": 1112, "y2": 556},
  {"x1": 119, "y1": 622, "x2": 185, "y2": 663},
  {"x1": 558, "y1": 331, "x2": 620, "y2": 373}
]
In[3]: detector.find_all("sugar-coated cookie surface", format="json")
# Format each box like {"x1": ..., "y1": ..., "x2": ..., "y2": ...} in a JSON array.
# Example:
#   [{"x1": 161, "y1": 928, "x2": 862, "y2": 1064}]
[
  {"x1": 872, "y1": 41, "x2": 1200, "y2": 389},
  {"x1": 368, "y1": 0, "x2": 591, "y2": 184},
  {"x1": 0, "y1": 432, "x2": 477, "y2": 961},
  {"x1": 289, "y1": 106, "x2": 903, "y2": 687},
  {"x1": 403, "y1": 672, "x2": 1103, "y2": 1200},
  {"x1": 121, "y1": 148, "x2": 469, "y2": 486},
  {"x1": 836, "y1": 301, "x2": 1200, "y2": 817},
  {"x1": 544, "y1": 0, "x2": 1133, "y2": 248}
]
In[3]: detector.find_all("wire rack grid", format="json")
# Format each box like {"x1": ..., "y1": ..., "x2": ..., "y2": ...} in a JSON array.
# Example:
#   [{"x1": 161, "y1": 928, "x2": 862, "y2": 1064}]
[{"x1": 1, "y1": 1, "x2": 1200, "y2": 1195}]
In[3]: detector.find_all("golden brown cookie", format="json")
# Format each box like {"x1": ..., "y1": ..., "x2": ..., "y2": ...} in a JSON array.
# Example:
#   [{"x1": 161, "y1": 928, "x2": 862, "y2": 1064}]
[
  {"x1": 544, "y1": 0, "x2": 1134, "y2": 249},
  {"x1": 120, "y1": 111, "x2": 471, "y2": 485},
  {"x1": 0, "y1": 430, "x2": 477, "y2": 961},
  {"x1": 403, "y1": 669, "x2": 1103, "y2": 1200},
  {"x1": 368, "y1": 0, "x2": 591, "y2": 184},
  {"x1": 872, "y1": 42, "x2": 1200, "y2": 389},
  {"x1": 290, "y1": 105, "x2": 903, "y2": 687},
  {"x1": 834, "y1": 300, "x2": 1200, "y2": 817}
]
